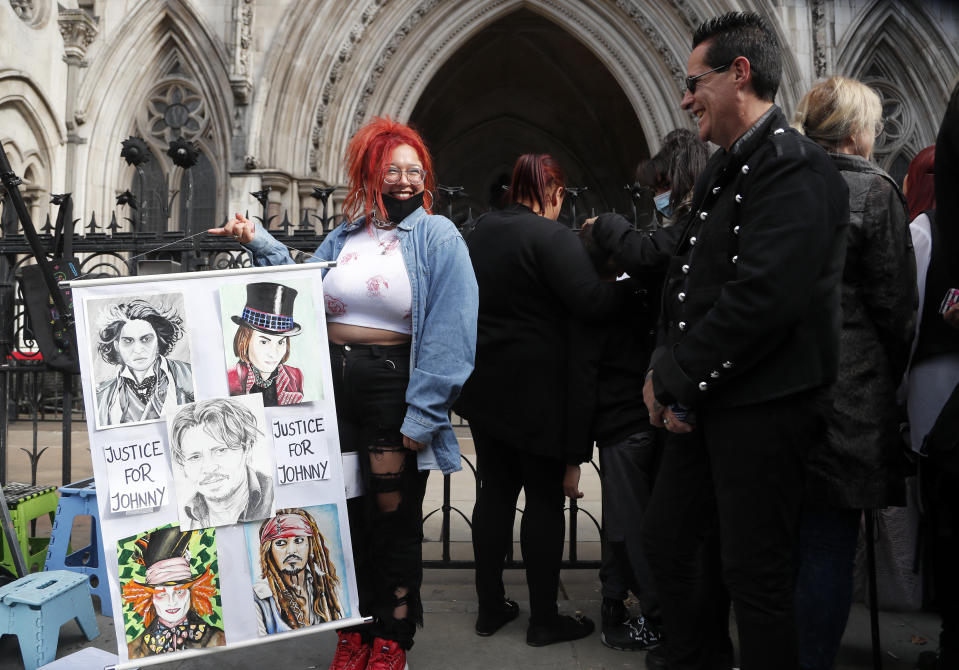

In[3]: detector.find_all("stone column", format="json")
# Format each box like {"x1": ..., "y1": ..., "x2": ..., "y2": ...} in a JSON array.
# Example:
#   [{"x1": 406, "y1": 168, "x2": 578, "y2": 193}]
[
  {"x1": 57, "y1": 7, "x2": 98, "y2": 196},
  {"x1": 260, "y1": 172, "x2": 290, "y2": 232},
  {"x1": 297, "y1": 179, "x2": 322, "y2": 231}
]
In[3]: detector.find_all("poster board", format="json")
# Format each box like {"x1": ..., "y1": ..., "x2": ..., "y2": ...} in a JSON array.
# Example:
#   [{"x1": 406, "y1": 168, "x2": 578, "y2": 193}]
[{"x1": 69, "y1": 263, "x2": 364, "y2": 669}]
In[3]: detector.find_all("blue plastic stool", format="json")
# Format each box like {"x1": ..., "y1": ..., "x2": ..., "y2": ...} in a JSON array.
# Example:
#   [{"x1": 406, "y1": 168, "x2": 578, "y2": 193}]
[
  {"x1": 0, "y1": 570, "x2": 99, "y2": 670},
  {"x1": 44, "y1": 479, "x2": 112, "y2": 615}
]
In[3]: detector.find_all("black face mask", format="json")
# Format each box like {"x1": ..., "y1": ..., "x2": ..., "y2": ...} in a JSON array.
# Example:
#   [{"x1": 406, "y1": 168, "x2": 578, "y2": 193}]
[{"x1": 382, "y1": 191, "x2": 425, "y2": 223}]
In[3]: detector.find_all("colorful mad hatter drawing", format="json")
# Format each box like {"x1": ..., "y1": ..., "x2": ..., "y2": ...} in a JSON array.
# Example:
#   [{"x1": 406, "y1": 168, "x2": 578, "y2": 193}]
[{"x1": 119, "y1": 524, "x2": 225, "y2": 659}]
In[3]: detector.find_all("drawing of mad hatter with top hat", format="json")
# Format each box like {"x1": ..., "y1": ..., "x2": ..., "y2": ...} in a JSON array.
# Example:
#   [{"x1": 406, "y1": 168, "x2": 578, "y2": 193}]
[
  {"x1": 228, "y1": 282, "x2": 304, "y2": 406},
  {"x1": 121, "y1": 526, "x2": 226, "y2": 658}
]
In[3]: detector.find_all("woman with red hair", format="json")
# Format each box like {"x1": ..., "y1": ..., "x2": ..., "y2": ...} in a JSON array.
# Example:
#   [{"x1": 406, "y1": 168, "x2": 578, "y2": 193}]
[
  {"x1": 456, "y1": 154, "x2": 632, "y2": 647},
  {"x1": 213, "y1": 117, "x2": 478, "y2": 669}
]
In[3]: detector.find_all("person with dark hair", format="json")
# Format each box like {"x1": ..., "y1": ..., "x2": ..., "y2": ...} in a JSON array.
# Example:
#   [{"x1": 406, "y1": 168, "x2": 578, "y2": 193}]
[
  {"x1": 456, "y1": 153, "x2": 650, "y2": 647},
  {"x1": 909, "y1": 79, "x2": 959, "y2": 669},
  {"x1": 792, "y1": 74, "x2": 916, "y2": 670},
  {"x1": 637, "y1": 129, "x2": 709, "y2": 226},
  {"x1": 228, "y1": 282, "x2": 304, "y2": 407},
  {"x1": 170, "y1": 398, "x2": 273, "y2": 530},
  {"x1": 575, "y1": 224, "x2": 666, "y2": 668},
  {"x1": 253, "y1": 509, "x2": 343, "y2": 635},
  {"x1": 588, "y1": 11, "x2": 848, "y2": 670},
  {"x1": 213, "y1": 116, "x2": 478, "y2": 670},
  {"x1": 95, "y1": 298, "x2": 194, "y2": 426}
]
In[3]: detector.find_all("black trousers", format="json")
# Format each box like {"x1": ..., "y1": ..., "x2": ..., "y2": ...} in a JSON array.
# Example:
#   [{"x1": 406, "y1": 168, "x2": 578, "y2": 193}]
[
  {"x1": 598, "y1": 430, "x2": 661, "y2": 623},
  {"x1": 470, "y1": 424, "x2": 566, "y2": 623},
  {"x1": 331, "y1": 343, "x2": 429, "y2": 650},
  {"x1": 922, "y1": 454, "x2": 959, "y2": 657},
  {"x1": 642, "y1": 391, "x2": 822, "y2": 670}
]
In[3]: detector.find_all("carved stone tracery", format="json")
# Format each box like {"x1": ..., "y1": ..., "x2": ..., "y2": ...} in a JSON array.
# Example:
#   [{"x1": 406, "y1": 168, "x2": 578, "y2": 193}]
[
  {"x1": 229, "y1": 0, "x2": 254, "y2": 104},
  {"x1": 143, "y1": 79, "x2": 208, "y2": 148},
  {"x1": 10, "y1": 0, "x2": 35, "y2": 22},
  {"x1": 309, "y1": 0, "x2": 390, "y2": 172},
  {"x1": 350, "y1": 0, "x2": 441, "y2": 138},
  {"x1": 57, "y1": 7, "x2": 99, "y2": 62}
]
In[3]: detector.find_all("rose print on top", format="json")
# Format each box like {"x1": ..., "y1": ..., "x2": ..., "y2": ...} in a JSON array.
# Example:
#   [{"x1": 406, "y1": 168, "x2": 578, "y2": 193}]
[
  {"x1": 325, "y1": 295, "x2": 346, "y2": 316},
  {"x1": 366, "y1": 276, "x2": 389, "y2": 298},
  {"x1": 338, "y1": 252, "x2": 358, "y2": 265},
  {"x1": 378, "y1": 236, "x2": 400, "y2": 255}
]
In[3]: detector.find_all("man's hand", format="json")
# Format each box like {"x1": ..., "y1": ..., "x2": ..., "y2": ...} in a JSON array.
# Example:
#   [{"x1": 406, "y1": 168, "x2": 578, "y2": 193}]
[
  {"x1": 403, "y1": 435, "x2": 426, "y2": 452},
  {"x1": 662, "y1": 406, "x2": 694, "y2": 434},
  {"x1": 208, "y1": 212, "x2": 256, "y2": 244},
  {"x1": 945, "y1": 303, "x2": 959, "y2": 330},
  {"x1": 563, "y1": 464, "x2": 584, "y2": 499},
  {"x1": 643, "y1": 372, "x2": 666, "y2": 427}
]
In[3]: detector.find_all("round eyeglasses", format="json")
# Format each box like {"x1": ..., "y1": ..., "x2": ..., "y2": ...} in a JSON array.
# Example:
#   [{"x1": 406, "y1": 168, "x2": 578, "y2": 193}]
[
  {"x1": 383, "y1": 167, "x2": 426, "y2": 185},
  {"x1": 686, "y1": 62, "x2": 734, "y2": 93}
]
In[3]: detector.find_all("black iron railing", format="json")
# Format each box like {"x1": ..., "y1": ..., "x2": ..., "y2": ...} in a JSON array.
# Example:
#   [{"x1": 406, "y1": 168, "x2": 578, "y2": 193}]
[{"x1": 0, "y1": 187, "x2": 642, "y2": 569}]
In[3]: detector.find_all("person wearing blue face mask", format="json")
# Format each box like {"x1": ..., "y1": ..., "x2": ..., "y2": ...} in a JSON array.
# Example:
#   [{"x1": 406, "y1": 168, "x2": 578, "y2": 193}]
[
  {"x1": 653, "y1": 190, "x2": 674, "y2": 219},
  {"x1": 637, "y1": 129, "x2": 709, "y2": 227}
]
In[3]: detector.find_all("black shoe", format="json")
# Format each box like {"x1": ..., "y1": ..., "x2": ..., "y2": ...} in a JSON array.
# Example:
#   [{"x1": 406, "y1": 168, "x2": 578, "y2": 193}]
[
  {"x1": 475, "y1": 598, "x2": 519, "y2": 636},
  {"x1": 600, "y1": 597, "x2": 629, "y2": 629},
  {"x1": 601, "y1": 615, "x2": 661, "y2": 651},
  {"x1": 526, "y1": 613, "x2": 595, "y2": 647},
  {"x1": 645, "y1": 642, "x2": 668, "y2": 670}
]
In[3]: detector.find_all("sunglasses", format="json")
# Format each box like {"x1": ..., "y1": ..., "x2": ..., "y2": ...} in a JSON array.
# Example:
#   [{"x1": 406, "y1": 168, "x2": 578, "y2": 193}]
[{"x1": 686, "y1": 62, "x2": 734, "y2": 93}]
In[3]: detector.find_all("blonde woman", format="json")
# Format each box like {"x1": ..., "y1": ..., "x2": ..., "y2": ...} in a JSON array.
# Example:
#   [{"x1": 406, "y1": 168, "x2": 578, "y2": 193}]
[{"x1": 792, "y1": 75, "x2": 917, "y2": 670}]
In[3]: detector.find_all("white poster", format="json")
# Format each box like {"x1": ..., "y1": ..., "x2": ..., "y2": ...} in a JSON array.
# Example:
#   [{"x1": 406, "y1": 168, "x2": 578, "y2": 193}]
[{"x1": 70, "y1": 263, "x2": 364, "y2": 668}]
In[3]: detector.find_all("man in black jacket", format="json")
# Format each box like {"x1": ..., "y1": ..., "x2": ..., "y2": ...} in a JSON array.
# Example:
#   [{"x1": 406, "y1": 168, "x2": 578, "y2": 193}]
[{"x1": 590, "y1": 12, "x2": 848, "y2": 670}]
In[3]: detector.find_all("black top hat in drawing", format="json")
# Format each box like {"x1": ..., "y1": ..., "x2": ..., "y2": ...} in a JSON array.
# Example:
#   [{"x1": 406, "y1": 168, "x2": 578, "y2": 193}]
[
  {"x1": 133, "y1": 526, "x2": 197, "y2": 586},
  {"x1": 231, "y1": 282, "x2": 302, "y2": 336}
]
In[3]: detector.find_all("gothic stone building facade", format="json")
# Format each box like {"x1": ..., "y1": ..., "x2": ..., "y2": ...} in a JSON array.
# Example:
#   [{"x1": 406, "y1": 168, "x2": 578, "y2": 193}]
[{"x1": 2, "y1": 0, "x2": 958, "y2": 229}]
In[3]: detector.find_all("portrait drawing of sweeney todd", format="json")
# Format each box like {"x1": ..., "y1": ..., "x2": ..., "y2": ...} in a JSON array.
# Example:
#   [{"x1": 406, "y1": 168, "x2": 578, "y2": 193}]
[{"x1": 95, "y1": 297, "x2": 194, "y2": 427}]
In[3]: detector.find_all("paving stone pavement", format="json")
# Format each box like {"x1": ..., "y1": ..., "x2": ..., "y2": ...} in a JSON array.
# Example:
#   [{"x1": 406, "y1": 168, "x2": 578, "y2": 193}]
[{"x1": 0, "y1": 423, "x2": 943, "y2": 669}]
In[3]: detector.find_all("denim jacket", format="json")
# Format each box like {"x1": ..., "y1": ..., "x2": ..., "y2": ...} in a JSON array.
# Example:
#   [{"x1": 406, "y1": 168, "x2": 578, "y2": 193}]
[{"x1": 245, "y1": 207, "x2": 478, "y2": 475}]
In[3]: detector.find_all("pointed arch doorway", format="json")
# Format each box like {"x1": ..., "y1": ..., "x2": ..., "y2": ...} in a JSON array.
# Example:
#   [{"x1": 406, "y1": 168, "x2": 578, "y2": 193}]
[{"x1": 409, "y1": 8, "x2": 649, "y2": 224}]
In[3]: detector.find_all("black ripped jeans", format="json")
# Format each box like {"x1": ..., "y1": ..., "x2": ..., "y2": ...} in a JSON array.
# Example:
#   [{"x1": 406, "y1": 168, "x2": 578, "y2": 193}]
[{"x1": 330, "y1": 342, "x2": 429, "y2": 650}]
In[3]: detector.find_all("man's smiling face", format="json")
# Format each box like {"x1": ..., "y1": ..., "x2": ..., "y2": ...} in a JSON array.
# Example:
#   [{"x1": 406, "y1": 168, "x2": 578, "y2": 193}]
[{"x1": 681, "y1": 41, "x2": 737, "y2": 149}]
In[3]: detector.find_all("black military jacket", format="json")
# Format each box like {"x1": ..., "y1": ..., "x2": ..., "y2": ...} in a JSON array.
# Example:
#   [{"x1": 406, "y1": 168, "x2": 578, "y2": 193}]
[
  {"x1": 654, "y1": 106, "x2": 849, "y2": 408},
  {"x1": 596, "y1": 106, "x2": 849, "y2": 409}
]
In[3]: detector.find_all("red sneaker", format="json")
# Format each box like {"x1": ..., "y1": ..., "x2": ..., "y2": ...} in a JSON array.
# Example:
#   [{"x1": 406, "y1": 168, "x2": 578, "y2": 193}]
[
  {"x1": 366, "y1": 637, "x2": 407, "y2": 670},
  {"x1": 329, "y1": 631, "x2": 371, "y2": 670}
]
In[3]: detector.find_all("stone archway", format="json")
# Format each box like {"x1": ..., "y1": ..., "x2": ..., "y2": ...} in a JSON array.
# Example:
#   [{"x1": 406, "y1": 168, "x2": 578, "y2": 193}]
[{"x1": 408, "y1": 8, "x2": 649, "y2": 222}]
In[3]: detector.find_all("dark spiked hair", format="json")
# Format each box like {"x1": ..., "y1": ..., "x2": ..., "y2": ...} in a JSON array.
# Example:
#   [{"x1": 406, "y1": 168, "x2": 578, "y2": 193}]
[{"x1": 693, "y1": 12, "x2": 781, "y2": 102}]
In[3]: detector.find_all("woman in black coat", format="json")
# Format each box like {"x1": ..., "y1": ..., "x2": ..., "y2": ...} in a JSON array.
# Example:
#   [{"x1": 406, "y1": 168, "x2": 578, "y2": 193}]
[
  {"x1": 457, "y1": 154, "x2": 627, "y2": 646},
  {"x1": 792, "y1": 75, "x2": 917, "y2": 670}
]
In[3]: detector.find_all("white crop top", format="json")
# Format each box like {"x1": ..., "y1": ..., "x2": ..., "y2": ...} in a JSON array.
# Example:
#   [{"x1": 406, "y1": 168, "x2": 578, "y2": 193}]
[{"x1": 323, "y1": 223, "x2": 413, "y2": 334}]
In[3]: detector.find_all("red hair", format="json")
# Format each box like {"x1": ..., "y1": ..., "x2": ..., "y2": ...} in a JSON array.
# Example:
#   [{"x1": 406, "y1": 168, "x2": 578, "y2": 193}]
[
  {"x1": 341, "y1": 116, "x2": 436, "y2": 221},
  {"x1": 905, "y1": 145, "x2": 935, "y2": 220},
  {"x1": 508, "y1": 154, "x2": 566, "y2": 214}
]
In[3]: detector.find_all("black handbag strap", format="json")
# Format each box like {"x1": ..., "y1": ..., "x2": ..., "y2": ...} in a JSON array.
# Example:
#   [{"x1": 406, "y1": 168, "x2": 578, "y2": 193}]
[
  {"x1": 51, "y1": 195, "x2": 74, "y2": 258},
  {"x1": 0, "y1": 144, "x2": 70, "y2": 320}
]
